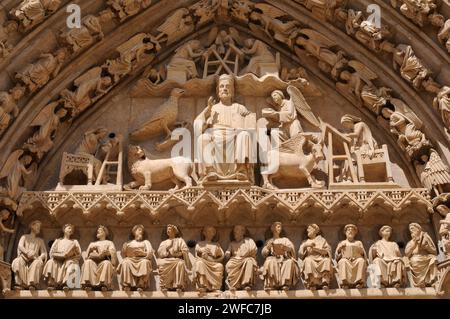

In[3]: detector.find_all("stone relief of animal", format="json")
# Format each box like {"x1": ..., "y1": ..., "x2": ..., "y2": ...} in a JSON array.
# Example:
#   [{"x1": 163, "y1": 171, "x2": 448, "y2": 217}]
[
  {"x1": 124, "y1": 145, "x2": 196, "y2": 190},
  {"x1": 261, "y1": 133, "x2": 325, "y2": 189}
]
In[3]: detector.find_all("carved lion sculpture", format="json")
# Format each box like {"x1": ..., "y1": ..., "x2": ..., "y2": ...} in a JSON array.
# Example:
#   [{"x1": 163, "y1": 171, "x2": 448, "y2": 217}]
[
  {"x1": 124, "y1": 145, "x2": 196, "y2": 191},
  {"x1": 261, "y1": 133, "x2": 325, "y2": 189}
]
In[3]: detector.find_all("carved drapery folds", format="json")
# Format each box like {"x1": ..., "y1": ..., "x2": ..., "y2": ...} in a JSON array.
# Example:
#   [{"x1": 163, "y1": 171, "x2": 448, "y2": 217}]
[{"x1": 4, "y1": 221, "x2": 445, "y2": 293}]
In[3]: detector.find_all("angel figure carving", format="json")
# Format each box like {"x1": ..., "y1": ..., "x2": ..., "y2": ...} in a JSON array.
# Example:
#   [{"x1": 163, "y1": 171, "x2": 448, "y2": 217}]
[
  {"x1": 393, "y1": 44, "x2": 430, "y2": 90},
  {"x1": 248, "y1": 4, "x2": 299, "y2": 48},
  {"x1": 60, "y1": 15, "x2": 104, "y2": 54},
  {"x1": 436, "y1": 18, "x2": 450, "y2": 53},
  {"x1": 0, "y1": 150, "x2": 34, "y2": 200},
  {"x1": 261, "y1": 86, "x2": 324, "y2": 189},
  {"x1": 154, "y1": 8, "x2": 194, "y2": 45},
  {"x1": 190, "y1": 0, "x2": 220, "y2": 26},
  {"x1": 24, "y1": 102, "x2": 67, "y2": 159},
  {"x1": 107, "y1": 0, "x2": 152, "y2": 21},
  {"x1": 433, "y1": 86, "x2": 450, "y2": 139},
  {"x1": 15, "y1": 49, "x2": 67, "y2": 93},
  {"x1": 384, "y1": 99, "x2": 432, "y2": 160},
  {"x1": 336, "y1": 60, "x2": 378, "y2": 105},
  {"x1": 295, "y1": 29, "x2": 347, "y2": 77},
  {"x1": 10, "y1": 0, "x2": 62, "y2": 31},
  {"x1": 0, "y1": 86, "x2": 25, "y2": 135},
  {"x1": 61, "y1": 67, "x2": 112, "y2": 116},
  {"x1": 262, "y1": 86, "x2": 321, "y2": 142},
  {"x1": 343, "y1": 9, "x2": 391, "y2": 52},
  {"x1": 415, "y1": 149, "x2": 450, "y2": 196}
]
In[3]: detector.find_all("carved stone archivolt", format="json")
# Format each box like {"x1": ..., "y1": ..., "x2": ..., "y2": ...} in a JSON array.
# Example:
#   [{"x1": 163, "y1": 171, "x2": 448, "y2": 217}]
[{"x1": 0, "y1": 0, "x2": 450, "y2": 298}]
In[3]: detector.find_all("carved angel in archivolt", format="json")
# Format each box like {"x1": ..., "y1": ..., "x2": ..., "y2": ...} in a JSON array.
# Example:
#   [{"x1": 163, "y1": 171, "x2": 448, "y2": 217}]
[
  {"x1": 107, "y1": 0, "x2": 152, "y2": 21},
  {"x1": 15, "y1": 49, "x2": 67, "y2": 93},
  {"x1": 9, "y1": 0, "x2": 62, "y2": 31},
  {"x1": 336, "y1": 60, "x2": 378, "y2": 105},
  {"x1": 154, "y1": 8, "x2": 194, "y2": 45},
  {"x1": 231, "y1": 0, "x2": 254, "y2": 22},
  {"x1": 415, "y1": 149, "x2": 450, "y2": 196},
  {"x1": 0, "y1": 150, "x2": 35, "y2": 201},
  {"x1": 61, "y1": 67, "x2": 112, "y2": 116},
  {"x1": 190, "y1": 0, "x2": 220, "y2": 26},
  {"x1": 385, "y1": 99, "x2": 432, "y2": 160},
  {"x1": 393, "y1": 44, "x2": 431, "y2": 90},
  {"x1": 433, "y1": 86, "x2": 450, "y2": 139},
  {"x1": 24, "y1": 102, "x2": 67, "y2": 159},
  {"x1": 391, "y1": 0, "x2": 437, "y2": 27},
  {"x1": 248, "y1": 4, "x2": 299, "y2": 48},
  {"x1": 0, "y1": 86, "x2": 25, "y2": 135},
  {"x1": 59, "y1": 15, "x2": 104, "y2": 54},
  {"x1": 343, "y1": 9, "x2": 392, "y2": 52},
  {"x1": 295, "y1": 29, "x2": 347, "y2": 78},
  {"x1": 437, "y1": 18, "x2": 450, "y2": 53}
]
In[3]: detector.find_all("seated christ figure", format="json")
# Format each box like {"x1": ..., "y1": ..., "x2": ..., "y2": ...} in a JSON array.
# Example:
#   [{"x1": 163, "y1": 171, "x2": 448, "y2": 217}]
[{"x1": 194, "y1": 74, "x2": 255, "y2": 183}]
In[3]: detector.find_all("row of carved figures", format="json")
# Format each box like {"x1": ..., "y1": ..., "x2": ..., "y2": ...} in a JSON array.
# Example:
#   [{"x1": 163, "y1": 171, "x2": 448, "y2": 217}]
[{"x1": 7, "y1": 219, "x2": 450, "y2": 293}]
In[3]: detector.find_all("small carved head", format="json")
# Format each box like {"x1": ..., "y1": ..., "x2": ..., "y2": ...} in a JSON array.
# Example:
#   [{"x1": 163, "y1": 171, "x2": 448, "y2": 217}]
[
  {"x1": 55, "y1": 48, "x2": 67, "y2": 62},
  {"x1": 306, "y1": 224, "x2": 320, "y2": 238},
  {"x1": 231, "y1": 224, "x2": 250, "y2": 241},
  {"x1": 340, "y1": 114, "x2": 361, "y2": 130},
  {"x1": 101, "y1": 76, "x2": 112, "y2": 87},
  {"x1": 20, "y1": 155, "x2": 32, "y2": 165},
  {"x1": 389, "y1": 112, "x2": 406, "y2": 128},
  {"x1": 271, "y1": 90, "x2": 284, "y2": 106},
  {"x1": 0, "y1": 209, "x2": 10, "y2": 221},
  {"x1": 244, "y1": 38, "x2": 255, "y2": 48},
  {"x1": 167, "y1": 224, "x2": 181, "y2": 238},
  {"x1": 97, "y1": 225, "x2": 109, "y2": 240},
  {"x1": 10, "y1": 85, "x2": 25, "y2": 100},
  {"x1": 29, "y1": 220, "x2": 42, "y2": 234},
  {"x1": 378, "y1": 225, "x2": 392, "y2": 240},
  {"x1": 311, "y1": 142, "x2": 324, "y2": 161},
  {"x1": 128, "y1": 145, "x2": 145, "y2": 159},
  {"x1": 201, "y1": 225, "x2": 218, "y2": 242},
  {"x1": 188, "y1": 40, "x2": 202, "y2": 51},
  {"x1": 62, "y1": 224, "x2": 75, "y2": 237},
  {"x1": 56, "y1": 107, "x2": 68, "y2": 118},
  {"x1": 217, "y1": 74, "x2": 235, "y2": 102},
  {"x1": 131, "y1": 224, "x2": 145, "y2": 241},
  {"x1": 344, "y1": 224, "x2": 358, "y2": 240},
  {"x1": 271, "y1": 221, "x2": 283, "y2": 235},
  {"x1": 409, "y1": 223, "x2": 422, "y2": 239}
]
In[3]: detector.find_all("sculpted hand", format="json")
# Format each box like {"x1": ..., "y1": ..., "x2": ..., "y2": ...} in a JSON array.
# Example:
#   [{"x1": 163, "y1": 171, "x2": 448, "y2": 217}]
[{"x1": 207, "y1": 96, "x2": 215, "y2": 109}]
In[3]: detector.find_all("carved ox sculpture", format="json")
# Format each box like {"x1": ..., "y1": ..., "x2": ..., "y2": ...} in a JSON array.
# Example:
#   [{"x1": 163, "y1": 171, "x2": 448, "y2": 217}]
[{"x1": 262, "y1": 133, "x2": 325, "y2": 189}]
